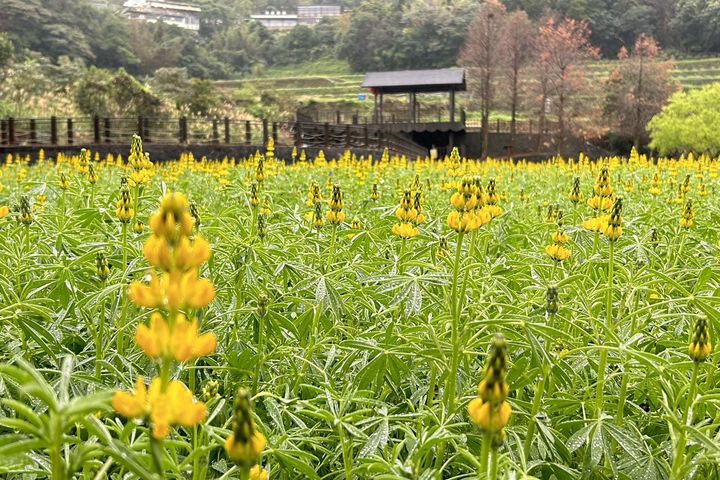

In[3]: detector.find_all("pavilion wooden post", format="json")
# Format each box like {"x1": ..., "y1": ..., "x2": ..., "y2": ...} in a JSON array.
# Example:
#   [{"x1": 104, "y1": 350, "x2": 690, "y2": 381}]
[
  {"x1": 449, "y1": 89, "x2": 456, "y2": 123},
  {"x1": 8, "y1": 118, "x2": 15, "y2": 145},
  {"x1": 29, "y1": 119, "x2": 37, "y2": 144},
  {"x1": 212, "y1": 118, "x2": 219, "y2": 144},
  {"x1": 93, "y1": 115, "x2": 101, "y2": 143},
  {"x1": 66, "y1": 118, "x2": 74, "y2": 145},
  {"x1": 50, "y1": 117, "x2": 58, "y2": 145},
  {"x1": 373, "y1": 93, "x2": 378, "y2": 123},
  {"x1": 409, "y1": 91, "x2": 416, "y2": 123},
  {"x1": 294, "y1": 121, "x2": 302, "y2": 147},
  {"x1": 379, "y1": 93, "x2": 384, "y2": 125}
]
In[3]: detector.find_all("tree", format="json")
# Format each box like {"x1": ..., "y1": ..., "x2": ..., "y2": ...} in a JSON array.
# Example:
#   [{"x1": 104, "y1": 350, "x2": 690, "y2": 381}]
[
  {"x1": 648, "y1": 83, "x2": 720, "y2": 155},
  {"x1": 604, "y1": 35, "x2": 677, "y2": 149},
  {"x1": 461, "y1": 0, "x2": 508, "y2": 159},
  {"x1": 74, "y1": 67, "x2": 161, "y2": 117},
  {"x1": 536, "y1": 16, "x2": 600, "y2": 153},
  {"x1": 337, "y1": 0, "x2": 402, "y2": 72},
  {"x1": 0, "y1": 33, "x2": 14, "y2": 71},
  {"x1": 175, "y1": 79, "x2": 220, "y2": 116},
  {"x1": 499, "y1": 10, "x2": 534, "y2": 135},
  {"x1": 671, "y1": 0, "x2": 720, "y2": 54}
]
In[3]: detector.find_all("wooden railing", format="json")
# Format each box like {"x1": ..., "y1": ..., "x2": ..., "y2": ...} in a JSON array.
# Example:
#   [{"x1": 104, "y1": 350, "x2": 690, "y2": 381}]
[
  {"x1": 0, "y1": 116, "x2": 428, "y2": 158},
  {"x1": 464, "y1": 118, "x2": 559, "y2": 135},
  {"x1": 301, "y1": 108, "x2": 467, "y2": 125}
]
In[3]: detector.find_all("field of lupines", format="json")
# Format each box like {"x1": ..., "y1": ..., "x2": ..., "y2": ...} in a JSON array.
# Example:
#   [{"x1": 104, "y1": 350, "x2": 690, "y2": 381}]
[{"x1": 0, "y1": 138, "x2": 719, "y2": 480}]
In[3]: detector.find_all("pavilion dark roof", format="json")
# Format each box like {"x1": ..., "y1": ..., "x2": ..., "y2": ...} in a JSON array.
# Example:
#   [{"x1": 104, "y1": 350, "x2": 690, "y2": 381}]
[{"x1": 362, "y1": 68, "x2": 466, "y2": 94}]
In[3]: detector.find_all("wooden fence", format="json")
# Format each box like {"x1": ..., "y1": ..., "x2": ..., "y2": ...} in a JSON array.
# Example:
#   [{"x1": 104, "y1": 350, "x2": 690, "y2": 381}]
[{"x1": 0, "y1": 116, "x2": 428, "y2": 158}]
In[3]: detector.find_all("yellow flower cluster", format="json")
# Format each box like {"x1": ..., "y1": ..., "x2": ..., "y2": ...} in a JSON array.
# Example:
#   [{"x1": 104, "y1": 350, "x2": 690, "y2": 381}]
[
  {"x1": 19, "y1": 196, "x2": 33, "y2": 225},
  {"x1": 680, "y1": 199, "x2": 695, "y2": 229},
  {"x1": 96, "y1": 252, "x2": 110, "y2": 281},
  {"x1": 327, "y1": 185, "x2": 346, "y2": 225},
  {"x1": 546, "y1": 229, "x2": 571, "y2": 262},
  {"x1": 689, "y1": 316, "x2": 712, "y2": 362},
  {"x1": 225, "y1": 389, "x2": 267, "y2": 470},
  {"x1": 392, "y1": 190, "x2": 420, "y2": 239},
  {"x1": 128, "y1": 134, "x2": 153, "y2": 186},
  {"x1": 306, "y1": 181, "x2": 322, "y2": 207},
  {"x1": 468, "y1": 335, "x2": 512, "y2": 444},
  {"x1": 604, "y1": 198, "x2": 623, "y2": 241},
  {"x1": 587, "y1": 166, "x2": 613, "y2": 211},
  {"x1": 446, "y1": 177, "x2": 499, "y2": 233},
  {"x1": 59, "y1": 172, "x2": 70, "y2": 191},
  {"x1": 649, "y1": 171, "x2": 662, "y2": 196},
  {"x1": 113, "y1": 377, "x2": 207, "y2": 440},
  {"x1": 113, "y1": 192, "x2": 215, "y2": 440},
  {"x1": 116, "y1": 180, "x2": 134, "y2": 223},
  {"x1": 129, "y1": 194, "x2": 215, "y2": 311}
]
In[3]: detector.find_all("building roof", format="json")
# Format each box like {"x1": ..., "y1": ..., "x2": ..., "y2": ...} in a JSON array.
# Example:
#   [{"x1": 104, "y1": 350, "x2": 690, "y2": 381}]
[
  {"x1": 250, "y1": 14, "x2": 298, "y2": 20},
  {"x1": 362, "y1": 68, "x2": 466, "y2": 94},
  {"x1": 123, "y1": 0, "x2": 201, "y2": 13}
]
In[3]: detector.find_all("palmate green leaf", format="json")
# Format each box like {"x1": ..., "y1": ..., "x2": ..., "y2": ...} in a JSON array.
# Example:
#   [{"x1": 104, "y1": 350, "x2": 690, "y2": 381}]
[
  {"x1": 566, "y1": 423, "x2": 593, "y2": 453},
  {"x1": 359, "y1": 409, "x2": 389, "y2": 458},
  {"x1": 0, "y1": 436, "x2": 45, "y2": 457},
  {"x1": 0, "y1": 361, "x2": 58, "y2": 412},
  {"x1": 0, "y1": 418, "x2": 42, "y2": 437},
  {"x1": 273, "y1": 449, "x2": 322, "y2": 480},
  {"x1": 61, "y1": 390, "x2": 113, "y2": 418}
]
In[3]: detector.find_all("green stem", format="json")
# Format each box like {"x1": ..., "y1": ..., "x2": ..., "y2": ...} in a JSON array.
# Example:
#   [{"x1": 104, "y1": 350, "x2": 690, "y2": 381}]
[
  {"x1": 338, "y1": 421, "x2": 353, "y2": 480},
  {"x1": 253, "y1": 312, "x2": 265, "y2": 394},
  {"x1": 121, "y1": 222, "x2": 128, "y2": 273},
  {"x1": 671, "y1": 231, "x2": 687, "y2": 270},
  {"x1": 479, "y1": 430, "x2": 492, "y2": 477},
  {"x1": 596, "y1": 240, "x2": 615, "y2": 417},
  {"x1": 95, "y1": 296, "x2": 106, "y2": 379},
  {"x1": 670, "y1": 362, "x2": 699, "y2": 479},
  {"x1": 489, "y1": 448, "x2": 498, "y2": 480},
  {"x1": 523, "y1": 371, "x2": 547, "y2": 461},
  {"x1": 327, "y1": 224, "x2": 338, "y2": 272},
  {"x1": 606, "y1": 241, "x2": 615, "y2": 329},
  {"x1": 444, "y1": 231, "x2": 465, "y2": 413},
  {"x1": 50, "y1": 445, "x2": 64, "y2": 479},
  {"x1": 616, "y1": 367, "x2": 629, "y2": 426},
  {"x1": 150, "y1": 435, "x2": 164, "y2": 477}
]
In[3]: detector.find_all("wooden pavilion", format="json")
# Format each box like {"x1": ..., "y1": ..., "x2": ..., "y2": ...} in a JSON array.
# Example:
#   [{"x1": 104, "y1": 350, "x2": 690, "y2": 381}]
[{"x1": 362, "y1": 67, "x2": 466, "y2": 125}]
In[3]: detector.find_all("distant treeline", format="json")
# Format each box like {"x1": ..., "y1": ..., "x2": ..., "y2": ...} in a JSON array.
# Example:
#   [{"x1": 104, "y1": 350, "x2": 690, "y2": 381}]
[{"x1": 0, "y1": 0, "x2": 719, "y2": 79}]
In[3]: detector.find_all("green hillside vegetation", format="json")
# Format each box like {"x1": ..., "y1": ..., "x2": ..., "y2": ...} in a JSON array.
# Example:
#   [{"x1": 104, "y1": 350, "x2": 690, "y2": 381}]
[{"x1": 221, "y1": 56, "x2": 720, "y2": 112}]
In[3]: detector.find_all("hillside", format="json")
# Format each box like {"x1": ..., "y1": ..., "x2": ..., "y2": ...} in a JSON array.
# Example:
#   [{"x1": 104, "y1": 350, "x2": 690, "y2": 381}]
[{"x1": 217, "y1": 56, "x2": 720, "y2": 119}]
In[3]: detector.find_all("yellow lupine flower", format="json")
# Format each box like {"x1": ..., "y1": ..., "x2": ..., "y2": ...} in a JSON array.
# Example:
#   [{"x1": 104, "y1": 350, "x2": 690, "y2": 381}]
[
  {"x1": 545, "y1": 243, "x2": 571, "y2": 262},
  {"x1": 689, "y1": 316, "x2": 712, "y2": 362},
  {"x1": 129, "y1": 270, "x2": 215, "y2": 311},
  {"x1": 468, "y1": 398, "x2": 512, "y2": 432},
  {"x1": 392, "y1": 222, "x2": 419, "y2": 239},
  {"x1": 135, "y1": 313, "x2": 216, "y2": 362},
  {"x1": 112, "y1": 377, "x2": 207, "y2": 440},
  {"x1": 250, "y1": 465, "x2": 269, "y2": 480},
  {"x1": 225, "y1": 434, "x2": 267, "y2": 468},
  {"x1": 169, "y1": 314, "x2": 217, "y2": 362}
]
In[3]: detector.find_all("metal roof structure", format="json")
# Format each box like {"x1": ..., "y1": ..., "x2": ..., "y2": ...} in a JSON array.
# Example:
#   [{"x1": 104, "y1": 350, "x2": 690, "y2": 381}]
[{"x1": 362, "y1": 68, "x2": 466, "y2": 94}]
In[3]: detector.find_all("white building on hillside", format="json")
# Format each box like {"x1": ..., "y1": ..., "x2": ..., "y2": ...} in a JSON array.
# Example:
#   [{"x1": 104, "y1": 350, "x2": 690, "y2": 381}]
[
  {"x1": 250, "y1": 6, "x2": 344, "y2": 30},
  {"x1": 122, "y1": 0, "x2": 201, "y2": 31},
  {"x1": 249, "y1": 10, "x2": 298, "y2": 31},
  {"x1": 297, "y1": 5, "x2": 343, "y2": 26}
]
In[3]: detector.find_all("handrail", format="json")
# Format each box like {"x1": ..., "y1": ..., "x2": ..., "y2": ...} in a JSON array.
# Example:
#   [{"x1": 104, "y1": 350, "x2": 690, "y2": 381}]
[{"x1": 0, "y1": 116, "x2": 429, "y2": 158}]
